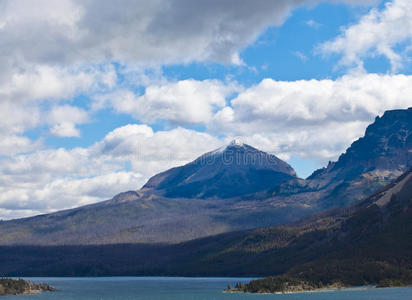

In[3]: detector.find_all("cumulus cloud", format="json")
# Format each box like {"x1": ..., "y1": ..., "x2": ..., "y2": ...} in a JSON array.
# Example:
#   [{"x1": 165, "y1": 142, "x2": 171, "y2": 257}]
[
  {"x1": 0, "y1": 64, "x2": 117, "y2": 105},
  {"x1": 0, "y1": 0, "x2": 312, "y2": 68},
  {"x1": 94, "y1": 125, "x2": 222, "y2": 173},
  {"x1": 319, "y1": 0, "x2": 412, "y2": 71},
  {"x1": 0, "y1": 135, "x2": 40, "y2": 156},
  {"x1": 212, "y1": 74, "x2": 412, "y2": 161},
  {"x1": 47, "y1": 105, "x2": 90, "y2": 137},
  {"x1": 0, "y1": 64, "x2": 116, "y2": 145},
  {"x1": 94, "y1": 79, "x2": 240, "y2": 124},
  {"x1": 49, "y1": 123, "x2": 80, "y2": 138}
]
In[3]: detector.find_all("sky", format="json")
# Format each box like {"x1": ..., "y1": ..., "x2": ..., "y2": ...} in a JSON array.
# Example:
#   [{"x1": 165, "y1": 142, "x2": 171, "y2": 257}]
[{"x1": 1, "y1": 0, "x2": 412, "y2": 219}]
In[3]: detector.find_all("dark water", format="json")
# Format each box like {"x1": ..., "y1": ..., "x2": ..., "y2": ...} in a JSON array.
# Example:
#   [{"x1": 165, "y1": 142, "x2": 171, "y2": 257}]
[{"x1": 5, "y1": 277, "x2": 412, "y2": 300}]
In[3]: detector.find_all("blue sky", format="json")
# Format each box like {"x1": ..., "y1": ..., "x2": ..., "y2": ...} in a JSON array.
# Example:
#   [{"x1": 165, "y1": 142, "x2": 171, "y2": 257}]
[{"x1": 0, "y1": 0, "x2": 411, "y2": 219}]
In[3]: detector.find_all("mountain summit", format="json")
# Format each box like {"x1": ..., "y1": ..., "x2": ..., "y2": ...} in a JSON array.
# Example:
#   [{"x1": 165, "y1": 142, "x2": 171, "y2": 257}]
[
  {"x1": 143, "y1": 141, "x2": 297, "y2": 199},
  {"x1": 311, "y1": 107, "x2": 412, "y2": 180},
  {"x1": 305, "y1": 108, "x2": 412, "y2": 206}
]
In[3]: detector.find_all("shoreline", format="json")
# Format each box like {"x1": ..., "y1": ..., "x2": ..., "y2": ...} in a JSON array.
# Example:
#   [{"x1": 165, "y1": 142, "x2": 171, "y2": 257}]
[{"x1": 224, "y1": 284, "x2": 412, "y2": 295}]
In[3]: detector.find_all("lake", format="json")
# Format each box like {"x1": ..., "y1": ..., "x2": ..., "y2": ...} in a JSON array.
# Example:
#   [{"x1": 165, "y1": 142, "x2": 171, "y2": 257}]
[{"x1": 5, "y1": 277, "x2": 412, "y2": 300}]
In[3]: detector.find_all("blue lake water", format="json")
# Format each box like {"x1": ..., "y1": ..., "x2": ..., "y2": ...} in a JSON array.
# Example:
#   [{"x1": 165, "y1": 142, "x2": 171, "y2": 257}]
[{"x1": 5, "y1": 277, "x2": 412, "y2": 300}]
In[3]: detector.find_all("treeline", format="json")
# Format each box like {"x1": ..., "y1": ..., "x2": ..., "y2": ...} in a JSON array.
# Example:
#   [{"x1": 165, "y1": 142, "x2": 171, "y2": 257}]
[
  {"x1": 0, "y1": 278, "x2": 28, "y2": 295},
  {"x1": 238, "y1": 258, "x2": 412, "y2": 293},
  {"x1": 0, "y1": 278, "x2": 55, "y2": 295}
]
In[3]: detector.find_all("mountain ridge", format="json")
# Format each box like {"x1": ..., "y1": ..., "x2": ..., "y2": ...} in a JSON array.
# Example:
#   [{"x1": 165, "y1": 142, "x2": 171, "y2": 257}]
[
  {"x1": 271, "y1": 108, "x2": 412, "y2": 208},
  {"x1": 1, "y1": 167, "x2": 411, "y2": 278},
  {"x1": 0, "y1": 108, "x2": 410, "y2": 246}
]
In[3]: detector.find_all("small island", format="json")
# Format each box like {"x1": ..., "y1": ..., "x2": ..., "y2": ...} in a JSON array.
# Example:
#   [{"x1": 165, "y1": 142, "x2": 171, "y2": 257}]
[{"x1": 0, "y1": 278, "x2": 56, "y2": 296}]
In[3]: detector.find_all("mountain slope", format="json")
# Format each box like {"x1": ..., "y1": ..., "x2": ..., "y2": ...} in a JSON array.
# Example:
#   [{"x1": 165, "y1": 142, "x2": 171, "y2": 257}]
[
  {"x1": 235, "y1": 168, "x2": 412, "y2": 292},
  {"x1": 143, "y1": 140, "x2": 296, "y2": 199},
  {"x1": 0, "y1": 142, "x2": 303, "y2": 245},
  {"x1": 1, "y1": 168, "x2": 411, "y2": 278},
  {"x1": 171, "y1": 167, "x2": 412, "y2": 278}
]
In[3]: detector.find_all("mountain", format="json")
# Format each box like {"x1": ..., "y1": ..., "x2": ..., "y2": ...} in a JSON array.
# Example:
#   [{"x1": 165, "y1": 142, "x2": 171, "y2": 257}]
[
  {"x1": 271, "y1": 107, "x2": 412, "y2": 208},
  {"x1": 143, "y1": 140, "x2": 296, "y2": 199},
  {"x1": 231, "y1": 167, "x2": 412, "y2": 293},
  {"x1": 0, "y1": 108, "x2": 410, "y2": 246},
  {"x1": 173, "y1": 167, "x2": 412, "y2": 279},
  {"x1": 1, "y1": 167, "x2": 411, "y2": 279},
  {"x1": 0, "y1": 141, "x2": 302, "y2": 245}
]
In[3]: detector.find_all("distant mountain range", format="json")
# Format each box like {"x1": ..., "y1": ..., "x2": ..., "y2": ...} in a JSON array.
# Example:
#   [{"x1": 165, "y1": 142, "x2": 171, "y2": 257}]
[
  {"x1": 0, "y1": 108, "x2": 410, "y2": 246},
  {"x1": 1, "y1": 164, "x2": 411, "y2": 280}
]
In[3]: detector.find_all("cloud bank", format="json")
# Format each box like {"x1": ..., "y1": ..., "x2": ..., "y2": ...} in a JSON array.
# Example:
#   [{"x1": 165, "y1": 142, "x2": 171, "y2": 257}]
[
  {"x1": 320, "y1": 0, "x2": 412, "y2": 71},
  {"x1": 0, "y1": 0, "x2": 314, "y2": 67}
]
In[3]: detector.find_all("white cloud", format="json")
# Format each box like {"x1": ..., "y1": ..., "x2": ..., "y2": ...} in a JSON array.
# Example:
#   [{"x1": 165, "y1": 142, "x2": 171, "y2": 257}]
[
  {"x1": 95, "y1": 79, "x2": 240, "y2": 124},
  {"x1": 212, "y1": 73, "x2": 412, "y2": 161},
  {"x1": 49, "y1": 123, "x2": 80, "y2": 138},
  {"x1": 95, "y1": 125, "x2": 222, "y2": 174},
  {"x1": 0, "y1": 135, "x2": 40, "y2": 156},
  {"x1": 31, "y1": 172, "x2": 143, "y2": 209},
  {"x1": 319, "y1": 0, "x2": 412, "y2": 71},
  {"x1": 0, "y1": 0, "x2": 313, "y2": 68},
  {"x1": 0, "y1": 64, "x2": 116, "y2": 103},
  {"x1": 47, "y1": 105, "x2": 90, "y2": 137},
  {"x1": 0, "y1": 64, "x2": 116, "y2": 143},
  {"x1": 0, "y1": 102, "x2": 40, "y2": 135}
]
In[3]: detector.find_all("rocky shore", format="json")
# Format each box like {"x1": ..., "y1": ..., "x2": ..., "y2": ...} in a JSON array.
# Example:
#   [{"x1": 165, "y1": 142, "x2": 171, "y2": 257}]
[{"x1": 0, "y1": 278, "x2": 56, "y2": 296}]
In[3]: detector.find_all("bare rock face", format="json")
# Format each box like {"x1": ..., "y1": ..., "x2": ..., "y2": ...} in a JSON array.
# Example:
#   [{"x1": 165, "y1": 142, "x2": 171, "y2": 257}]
[
  {"x1": 312, "y1": 107, "x2": 412, "y2": 181},
  {"x1": 274, "y1": 108, "x2": 412, "y2": 208}
]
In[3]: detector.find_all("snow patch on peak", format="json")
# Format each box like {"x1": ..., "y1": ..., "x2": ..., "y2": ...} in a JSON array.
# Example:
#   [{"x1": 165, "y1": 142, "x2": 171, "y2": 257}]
[
  {"x1": 208, "y1": 138, "x2": 247, "y2": 156},
  {"x1": 230, "y1": 138, "x2": 245, "y2": 147}
]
